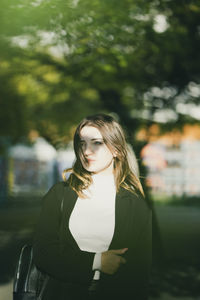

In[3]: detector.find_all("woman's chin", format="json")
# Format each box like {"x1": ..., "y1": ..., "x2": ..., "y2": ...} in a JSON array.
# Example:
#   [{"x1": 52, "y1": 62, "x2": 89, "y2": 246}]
[{"x1": 83, "y1": 166, "x2": 96, "y2": 173}]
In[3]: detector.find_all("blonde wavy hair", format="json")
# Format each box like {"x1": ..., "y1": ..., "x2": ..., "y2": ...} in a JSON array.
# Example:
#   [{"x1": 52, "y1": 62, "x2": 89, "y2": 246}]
[{"x1": 62, "y1": 114, "x2": 144, "y2": 198}]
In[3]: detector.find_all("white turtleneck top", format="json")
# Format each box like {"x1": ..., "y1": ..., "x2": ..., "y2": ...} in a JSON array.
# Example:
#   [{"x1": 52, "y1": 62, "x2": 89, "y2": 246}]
[{"x1": 69, "y1": 173, "x2": 116, "y2": 279}]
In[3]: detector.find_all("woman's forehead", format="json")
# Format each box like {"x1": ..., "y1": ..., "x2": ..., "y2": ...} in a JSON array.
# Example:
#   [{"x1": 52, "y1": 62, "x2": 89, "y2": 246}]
[{"x1": 80, "y1": 126, "x2": 103, "y2": 140}]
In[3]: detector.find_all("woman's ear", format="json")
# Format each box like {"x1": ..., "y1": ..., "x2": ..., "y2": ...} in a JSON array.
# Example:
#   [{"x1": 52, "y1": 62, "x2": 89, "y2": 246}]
[{"x1": 113, "y1": 150, "x2": 118, "y2": 158}]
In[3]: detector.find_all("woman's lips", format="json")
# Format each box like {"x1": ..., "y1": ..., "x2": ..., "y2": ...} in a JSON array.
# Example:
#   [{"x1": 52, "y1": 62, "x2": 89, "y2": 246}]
[{"x1": 87, "y1": 159, "x2": 95, "y2": 163}]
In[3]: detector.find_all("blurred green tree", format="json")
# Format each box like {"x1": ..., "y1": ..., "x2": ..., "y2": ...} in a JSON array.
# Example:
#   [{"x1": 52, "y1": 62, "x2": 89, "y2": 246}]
[{"x1": 0, "y1": 0, "x2": 199, "y2": 146}]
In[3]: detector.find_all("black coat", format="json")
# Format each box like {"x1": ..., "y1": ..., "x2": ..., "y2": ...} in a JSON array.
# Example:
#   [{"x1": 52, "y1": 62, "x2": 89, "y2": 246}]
[{"x1": 33, "y1": 182, "x2": 152, "y2": 300}]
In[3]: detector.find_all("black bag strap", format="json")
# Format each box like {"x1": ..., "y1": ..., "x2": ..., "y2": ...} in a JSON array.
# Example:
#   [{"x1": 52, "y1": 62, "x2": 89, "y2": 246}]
[{"x1": 61, "y1": 184, "x2": 65, "y2": 213}]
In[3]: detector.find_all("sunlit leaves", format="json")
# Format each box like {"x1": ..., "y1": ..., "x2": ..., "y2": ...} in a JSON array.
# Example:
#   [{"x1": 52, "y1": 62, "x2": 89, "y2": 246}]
[
  {"x1": 0, "y1": 0, "x2": 200, "y2": 144},
  {"x1": 14, "y1": 75, "x2": 49, "y2": 104}
]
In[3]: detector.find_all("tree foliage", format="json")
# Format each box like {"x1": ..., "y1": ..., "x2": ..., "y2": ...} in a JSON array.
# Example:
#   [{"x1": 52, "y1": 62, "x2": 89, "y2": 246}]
[{"x1": 0, "y1": 0, "x2": 200, "y2": 146}]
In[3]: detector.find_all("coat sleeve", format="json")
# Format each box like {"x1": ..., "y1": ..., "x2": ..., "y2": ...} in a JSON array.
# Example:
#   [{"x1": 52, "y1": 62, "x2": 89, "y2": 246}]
[
  {"x1": 33, "y1": 182, "x2": 95, "y2": 285},
  {"x1": 99, "y1": 192, "x2": 152, "y2": 299},
  {"x1": 124, "y1": 195, "x2": 152, "y2": 299}
]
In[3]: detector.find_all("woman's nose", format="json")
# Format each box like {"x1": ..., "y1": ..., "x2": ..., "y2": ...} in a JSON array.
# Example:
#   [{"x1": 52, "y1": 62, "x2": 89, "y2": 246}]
[{"x1": 83, "y1": 144, "x2": 93, "y2": 155}]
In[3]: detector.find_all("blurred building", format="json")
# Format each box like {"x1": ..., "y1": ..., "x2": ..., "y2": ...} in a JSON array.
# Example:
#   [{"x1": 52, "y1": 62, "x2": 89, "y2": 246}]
[
  {"x1": 140, "y1": 124, "x2": 200, "y2": 198},
  {"x1": 0, "y1": 136, "x2": 76, "y2": 200},
  {"x1": 57, "y1": 142, "x2": 75, "y2": 180},
  {"x1": 8, "y1": 137, "x2": 58, "y2": 197}
]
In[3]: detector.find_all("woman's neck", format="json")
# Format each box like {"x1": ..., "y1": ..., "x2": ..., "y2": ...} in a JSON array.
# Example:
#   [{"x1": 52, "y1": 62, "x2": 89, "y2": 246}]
[{"x1": 92, "y1": 160, "x2": 114, "y2": 177}]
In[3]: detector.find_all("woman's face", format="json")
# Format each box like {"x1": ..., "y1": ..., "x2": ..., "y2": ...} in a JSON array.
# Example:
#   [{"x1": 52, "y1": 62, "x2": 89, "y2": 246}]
[{"x1": 79, "y1": 125, "x2": 115, "y2": 175}]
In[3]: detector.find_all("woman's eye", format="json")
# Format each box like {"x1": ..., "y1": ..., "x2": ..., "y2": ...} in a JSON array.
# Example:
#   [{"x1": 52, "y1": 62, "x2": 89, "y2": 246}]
[{"x1": 94, "y1": 141, "x2": 103, "y2": 145}]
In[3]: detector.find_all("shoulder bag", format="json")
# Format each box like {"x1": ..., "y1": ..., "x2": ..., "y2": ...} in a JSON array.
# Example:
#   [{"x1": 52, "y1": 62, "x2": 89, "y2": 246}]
[
  {"x1": 13, "y1": 244, "x2": 48, "y2": 300},
  {"x1": 13, "y1": 186, "x2": 65, "y2": 300}
]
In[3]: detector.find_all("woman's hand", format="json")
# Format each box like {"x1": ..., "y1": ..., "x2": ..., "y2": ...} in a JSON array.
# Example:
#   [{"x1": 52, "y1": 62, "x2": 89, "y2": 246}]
[{"x1": 101, "y1": 248, "x2": 128, "y2": 275}]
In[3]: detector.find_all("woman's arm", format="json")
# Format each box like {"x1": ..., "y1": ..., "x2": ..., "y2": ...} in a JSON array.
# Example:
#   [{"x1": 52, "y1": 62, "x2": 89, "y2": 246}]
[
  {"x1": 124, "y1": 195, "x2": 152, "y2": 298},
  {"x1": 97, "y1": 193, "x2": 152, "y2": 299},
  {"x1": 33, "y1": 182, "x2": 95, "y2": 284}
]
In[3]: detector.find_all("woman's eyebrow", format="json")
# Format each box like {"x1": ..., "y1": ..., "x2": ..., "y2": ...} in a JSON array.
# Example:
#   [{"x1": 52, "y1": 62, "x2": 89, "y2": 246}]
[
  {"x1": 91, "y1": 138, "x2": 103, "y2": 141},
  {"x1": 80, "y1": 137, "x2": 103, "y2": 141}
]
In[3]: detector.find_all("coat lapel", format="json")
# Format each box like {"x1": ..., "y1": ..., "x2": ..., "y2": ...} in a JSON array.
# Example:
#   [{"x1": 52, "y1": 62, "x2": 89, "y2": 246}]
[
  {"x1": 62, "y1": 186, "x2": 80, "y2": 249},
  {"x1": 109, "y1": 188, "x2": 137, "y2": 250}
]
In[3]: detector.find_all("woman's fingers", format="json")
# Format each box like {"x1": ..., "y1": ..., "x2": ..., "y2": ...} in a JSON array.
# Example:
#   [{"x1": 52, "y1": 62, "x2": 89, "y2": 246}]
[
  {"x1": 110, "y1": 248, "x2": 128, "y2": 255},
  {"x1": 101, "y1": 248, "x2": 128, "y2": 275}
]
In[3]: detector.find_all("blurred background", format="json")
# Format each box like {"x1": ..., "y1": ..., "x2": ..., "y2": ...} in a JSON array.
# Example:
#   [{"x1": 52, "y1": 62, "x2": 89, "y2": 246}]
[{"x1": 0, "y1": 0, "x2": 200, "y2": 299}]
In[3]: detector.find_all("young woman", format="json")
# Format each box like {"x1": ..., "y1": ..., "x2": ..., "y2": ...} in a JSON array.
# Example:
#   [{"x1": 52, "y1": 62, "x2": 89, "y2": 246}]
[{"x1": 33, "y1": 113, "x2": 152, "y2": 300}]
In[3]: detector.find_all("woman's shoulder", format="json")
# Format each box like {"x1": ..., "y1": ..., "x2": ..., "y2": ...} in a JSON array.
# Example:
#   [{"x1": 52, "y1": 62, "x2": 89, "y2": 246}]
[
  {"x1": 44, "y1": 181, "x2": 69, "y2": 200},
  {"x1": 48, "y1": 180, "x2": 71, "y2": 190},
  {"x1": 48, "y1": 181, "x2": 77, "y2": 197},
  {"x1": 119, "y1": 187, "x2": 152, "y2": 212},
  {"x1": 47, "y1": 181, "x2": 65, "y2": 192}
]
